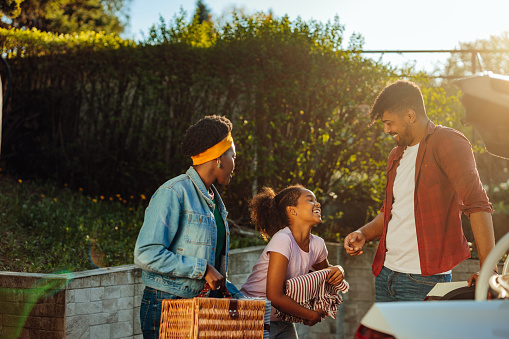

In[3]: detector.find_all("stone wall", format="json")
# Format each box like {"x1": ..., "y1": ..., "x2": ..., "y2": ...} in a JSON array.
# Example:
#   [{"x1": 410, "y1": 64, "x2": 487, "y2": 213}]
[
  {"x1": 0, "y1": 272, "x2": 66, "y2": 338},
  {"x1": 0, "y1": 244, "x2": 495, "y2": 339},
  {"x1": 64, "y1": 266, "x2": 144, "y2": 339},
  {"x1": 0, "y1": 266, "x2": 144, "y2": 339}
]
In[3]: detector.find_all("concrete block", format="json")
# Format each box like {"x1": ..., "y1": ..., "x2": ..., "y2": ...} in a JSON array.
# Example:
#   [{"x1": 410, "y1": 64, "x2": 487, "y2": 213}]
[
  {"x1": 65, "y1": 316, "x2": 90, "y2": 338},
  {"x1": 0, "y1": 274, "x2": 41, "y2": 289},
  {"x1": 3, "y1": 302, "x2": 28, "y2": 318},
  {"x1": 67, "y1": 278, "x2": 84, "y2": 290},
  {"x1": 104, "y1": 286, "x2": 121, "y2": 300},
  {"x1": 66, "y1": 289, "x2": 75, "y2": 303},
  {"x1": 53, "y1": 317, "x2": 65, "y2": 332},
  {"x1": 228, "y1": 273, "x2": 250, "y2": 288},
  {"x1": 89, "y1": 312, "x2": 118, "y2": 326},
  {"x1": 313, "y1": 316, "x2": 337, "y2": 334},
  {"x1": 133, "y1": 309, "x2": 142, "y2": 335},
  {"x1": 120, "y1": 285, "x2": 134, "y2": 298},
  {"x1": 66, "y1": 303, "x2": 76, "y2": 317},
  {"x1": 55, "y1": 303, "x2": 66, "y2": 318},
  {"x1": 111, "y1": 321, "x2": 133, "y2": 338},
  {"x1": 102, "y1": 299, "x2": 118, "y2": 313},
  {"x1": 31, "y1": 302, "x2": 56, "y2": 317},
  {"x1": 31, "y1": 329, "x2": 65, "y2": 339},
  {"x1": 55, "y1": 291, "x2": 66, "y2": 305},
  {"x1": 117, "y1": 297, "x2": 134, "y2": 310},
  {"x1": 114, "y1": 272, "x2": 134, "y2": 285},
  {"x1": 134, "y1": 269, "x2": 143, "y2": 284},
  {"x1": 135, "y1": 283, "x2": 145, "y2": 296},
  {"x1": 90, "y1": 324, "x2": 111, "y2": 339},
  {"x1": 2, "y1": 289, "x2": 23, "y2": 302},
  {"x1": 90, "y1": 287, "x2": 105, "y2": 301},
  {"x1": 118, "y1": 309, "x2": 133, "y2": 322},
  {"x1": 81, "y1": 275, "x2": 102, "y2": 289},
  {"x1": 75, "y1": 301, "x2": 102, "y2": 315},
  {"x1": 101, "y1": 273, "x2": 116, "y2": 287},
  {"x1": 74, "y1": 289, "x2": 91, "y2": 303},
  {"x1": 347, "y1": 280, "x2": 375, "y2": 301},
  {"x1": 2, "y1": 326, "x2": 23, "y2": 339},
  {"x1": 2, "y1": 314, "x2": 25, "y2": 327}
]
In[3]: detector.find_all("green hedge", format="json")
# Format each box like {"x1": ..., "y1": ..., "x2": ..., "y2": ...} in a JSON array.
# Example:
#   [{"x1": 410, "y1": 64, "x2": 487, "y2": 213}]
[
  {"x1": 0, "y1": 14, "x2": 463, "y2": 233},
  {"x1": 0, "y1": 27, "x2": 135, "y2": 57}
]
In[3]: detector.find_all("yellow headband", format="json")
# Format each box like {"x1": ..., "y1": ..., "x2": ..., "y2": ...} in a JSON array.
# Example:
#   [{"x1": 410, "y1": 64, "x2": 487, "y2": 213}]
[{"x1": 191, "y1": 132, "x2": 234, "y2": 166}]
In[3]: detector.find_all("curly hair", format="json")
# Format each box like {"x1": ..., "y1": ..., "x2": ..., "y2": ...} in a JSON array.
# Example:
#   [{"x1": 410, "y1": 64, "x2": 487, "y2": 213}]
[
  {"x1": 181, "y1": 115, "x2": 233, "y2": 157},
  {"x1": 369, "y1": 80, "x2": 426, "y2": 125},
  {"x1": 250, "y1": 185, "x2": 304, "y2": 240}
]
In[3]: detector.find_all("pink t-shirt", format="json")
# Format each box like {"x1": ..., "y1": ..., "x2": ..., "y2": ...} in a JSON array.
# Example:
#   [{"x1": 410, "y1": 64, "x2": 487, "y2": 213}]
[{"x1": 240, "y1": 227, "x2": 328, "y2": 320}]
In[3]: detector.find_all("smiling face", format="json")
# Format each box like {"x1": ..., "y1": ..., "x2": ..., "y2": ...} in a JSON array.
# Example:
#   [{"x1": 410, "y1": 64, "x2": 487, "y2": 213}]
[
  {"x1": 291, "y1": 189, "x2": 322, "y2": 224},
  {"x1": 216, "y1": 143, "x2": 236, "y2": 185},
  {"x1": 381, "y1": 110, "x2": 415, "y2": 147}
]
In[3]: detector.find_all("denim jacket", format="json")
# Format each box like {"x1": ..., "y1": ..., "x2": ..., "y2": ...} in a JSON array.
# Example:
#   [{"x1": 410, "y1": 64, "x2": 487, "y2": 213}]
[{"x1": 134, "y1": 167, "x2": 242, "y2": 298}]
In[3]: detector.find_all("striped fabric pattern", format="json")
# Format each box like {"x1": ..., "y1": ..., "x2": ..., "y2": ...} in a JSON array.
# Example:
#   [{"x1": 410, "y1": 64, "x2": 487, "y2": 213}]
[{"x1": 275, "y1": 269, "x2": 349, "y2": 323}]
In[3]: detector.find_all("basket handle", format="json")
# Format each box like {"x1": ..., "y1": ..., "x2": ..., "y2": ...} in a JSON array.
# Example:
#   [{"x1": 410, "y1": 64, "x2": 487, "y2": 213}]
[
  {"x1": 197, "y1": 283, "x2": 238, "y2": 320},
  {"x1": 197, "y1": 283, "x2": 233, "y2": 298}
]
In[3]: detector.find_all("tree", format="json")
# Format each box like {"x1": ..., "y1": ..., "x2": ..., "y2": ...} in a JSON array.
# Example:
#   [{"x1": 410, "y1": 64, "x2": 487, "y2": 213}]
[
  {"x1": 194, "y1": 0, "x2": 211, "y2": 24},
  {"x1": 0, "y1": 0, "x2": 131, "y2": 35},
  {"x1": 444, "y1": 32, "x2": 509, "y2": 77},
  {"x1": 0, "y1": 0, "x2": 23, "y2": 17}
]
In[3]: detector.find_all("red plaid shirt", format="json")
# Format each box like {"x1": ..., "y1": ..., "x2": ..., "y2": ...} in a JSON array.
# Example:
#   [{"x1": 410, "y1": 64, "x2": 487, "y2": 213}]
[{"x1": 373, "y1": 121, "x2": 493, "y2": 276}]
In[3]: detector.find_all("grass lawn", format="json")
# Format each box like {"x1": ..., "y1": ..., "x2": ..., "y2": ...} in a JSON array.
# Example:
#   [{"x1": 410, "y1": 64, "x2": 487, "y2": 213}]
[{"x1": 0, "y1": 175, "x2": 265, "y2": 274}]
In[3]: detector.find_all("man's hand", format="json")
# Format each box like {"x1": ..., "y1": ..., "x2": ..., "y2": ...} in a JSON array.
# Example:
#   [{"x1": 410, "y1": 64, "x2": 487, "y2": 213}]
[
  {"x1": 467, "y1": 270, "x2": 498, "y2": 287},
  {"x1": 204, "y1": 264, "x2": 225, "y2": 291},
  {"x1": 344, "y1": 230, "x2": 366, "y2": 256}
]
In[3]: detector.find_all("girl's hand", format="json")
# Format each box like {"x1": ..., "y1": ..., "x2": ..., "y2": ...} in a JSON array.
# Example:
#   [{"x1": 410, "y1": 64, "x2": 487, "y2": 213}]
[
  {"x1": 326, "y1": 265, "x2": 344, "y2": 285},
  {"x1": 303, "y1": 309, "x2": 327, "y2": 326},
  {"x1": 204, "y1": 264, "x2": 225, "y2": 290}
]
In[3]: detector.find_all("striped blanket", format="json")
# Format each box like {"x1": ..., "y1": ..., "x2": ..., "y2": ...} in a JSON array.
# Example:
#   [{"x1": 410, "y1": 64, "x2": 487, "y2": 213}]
[{"x1": 275, "y1": 269, "x2": 349, "y2": 323}]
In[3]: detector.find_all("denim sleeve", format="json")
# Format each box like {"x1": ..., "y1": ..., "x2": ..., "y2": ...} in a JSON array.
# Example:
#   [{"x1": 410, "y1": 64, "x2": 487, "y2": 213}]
[
  {"x1": 134, "y1": 186, "x2": 207, "y2": 280},
  {"x1": 226, "y1": 280, "x2": 245, "y2": 299}
]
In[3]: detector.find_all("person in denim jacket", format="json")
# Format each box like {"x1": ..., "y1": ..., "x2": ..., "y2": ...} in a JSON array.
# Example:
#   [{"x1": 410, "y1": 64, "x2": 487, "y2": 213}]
[{"x1": 134, "y1": 115, "x2": 243, "y2": 338}]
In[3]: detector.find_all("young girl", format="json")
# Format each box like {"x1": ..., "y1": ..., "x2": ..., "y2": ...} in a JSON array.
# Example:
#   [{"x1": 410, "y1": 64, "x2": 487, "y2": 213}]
[{"x1": 240, "y1": 185, "x2": 345, "y2": 339}]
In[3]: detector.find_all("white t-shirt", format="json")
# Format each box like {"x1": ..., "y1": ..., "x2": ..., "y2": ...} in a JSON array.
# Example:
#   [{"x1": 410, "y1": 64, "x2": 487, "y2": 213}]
[
  {"x1": 240, "y1": 227, "x2": 328, "y2": 320},
  {"x1": 384, "y1": 143, "x2": 422, "y2": 274}
]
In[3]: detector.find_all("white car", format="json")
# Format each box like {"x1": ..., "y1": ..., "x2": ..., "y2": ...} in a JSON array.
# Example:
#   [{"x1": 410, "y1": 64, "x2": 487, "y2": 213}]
[
  {"x1": 355, "y1": 232, "x2": 509, "y2": 339},
  {"x1": 355, "y1": 72, "x2": 509, "y2": 339}
]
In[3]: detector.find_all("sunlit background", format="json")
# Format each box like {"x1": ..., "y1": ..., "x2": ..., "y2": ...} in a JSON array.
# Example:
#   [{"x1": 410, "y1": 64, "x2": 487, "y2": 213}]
[{"x1": 124, "y1": 0, "x2": 509, "y2": 73}]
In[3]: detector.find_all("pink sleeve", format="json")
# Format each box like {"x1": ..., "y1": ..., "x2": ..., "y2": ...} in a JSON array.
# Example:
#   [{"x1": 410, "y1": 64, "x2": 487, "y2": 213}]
[{"x1": 265, "y1": 232, "x2": 292, "y2": 260}]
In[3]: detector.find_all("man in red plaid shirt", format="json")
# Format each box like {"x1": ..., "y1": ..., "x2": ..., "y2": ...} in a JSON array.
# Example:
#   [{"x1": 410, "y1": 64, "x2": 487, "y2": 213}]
[{"x1": 344, "y1": 80, "x2": 498, "y2": 302}]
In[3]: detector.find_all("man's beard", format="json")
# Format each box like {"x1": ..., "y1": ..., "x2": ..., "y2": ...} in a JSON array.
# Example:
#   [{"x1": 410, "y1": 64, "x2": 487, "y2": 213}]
[{"x1": 395, "y1": 124, "x2": 413, "y2": 147}]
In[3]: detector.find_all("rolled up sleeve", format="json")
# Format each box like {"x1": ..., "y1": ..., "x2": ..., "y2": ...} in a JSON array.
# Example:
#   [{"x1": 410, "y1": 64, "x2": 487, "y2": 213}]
[{"x1": 437, "y1": 131, "x2": 493, "y2": 217}]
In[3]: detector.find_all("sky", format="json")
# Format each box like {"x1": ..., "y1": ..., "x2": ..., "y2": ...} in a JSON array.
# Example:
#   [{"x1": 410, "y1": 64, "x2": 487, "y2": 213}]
[{"x1": 123, "y1": 0, "x2": 509, "y2": 73}]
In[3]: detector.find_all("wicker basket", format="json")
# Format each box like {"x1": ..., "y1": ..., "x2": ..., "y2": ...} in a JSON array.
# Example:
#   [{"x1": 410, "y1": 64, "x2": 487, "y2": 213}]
[{"x1": 159, "y1": 297, "x2": 268, "y2": 338}]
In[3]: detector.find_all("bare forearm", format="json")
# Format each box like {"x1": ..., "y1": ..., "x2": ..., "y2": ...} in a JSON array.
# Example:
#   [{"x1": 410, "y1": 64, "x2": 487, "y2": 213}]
[
  {"x1": 358, "y1": 212, "x2": 385, "y2": 241},
  {"x1": 470, "y1": 211, "x2": 496, "y2": 270},
  {"x1": 269, "y1": 293, "x2": 317, "y2": 320}
]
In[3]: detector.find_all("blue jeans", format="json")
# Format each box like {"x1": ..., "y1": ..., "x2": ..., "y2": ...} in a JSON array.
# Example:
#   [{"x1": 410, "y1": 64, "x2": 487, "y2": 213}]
[
  {"x1": 269, "y1": 321, "x2": 298, "y2": 339},
  {"x1": 375, "y1": 266, "x2": 451, "y2": 302},
  {"x1": 140, "y1": 287, "x2": 181, "y2": 339}
]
